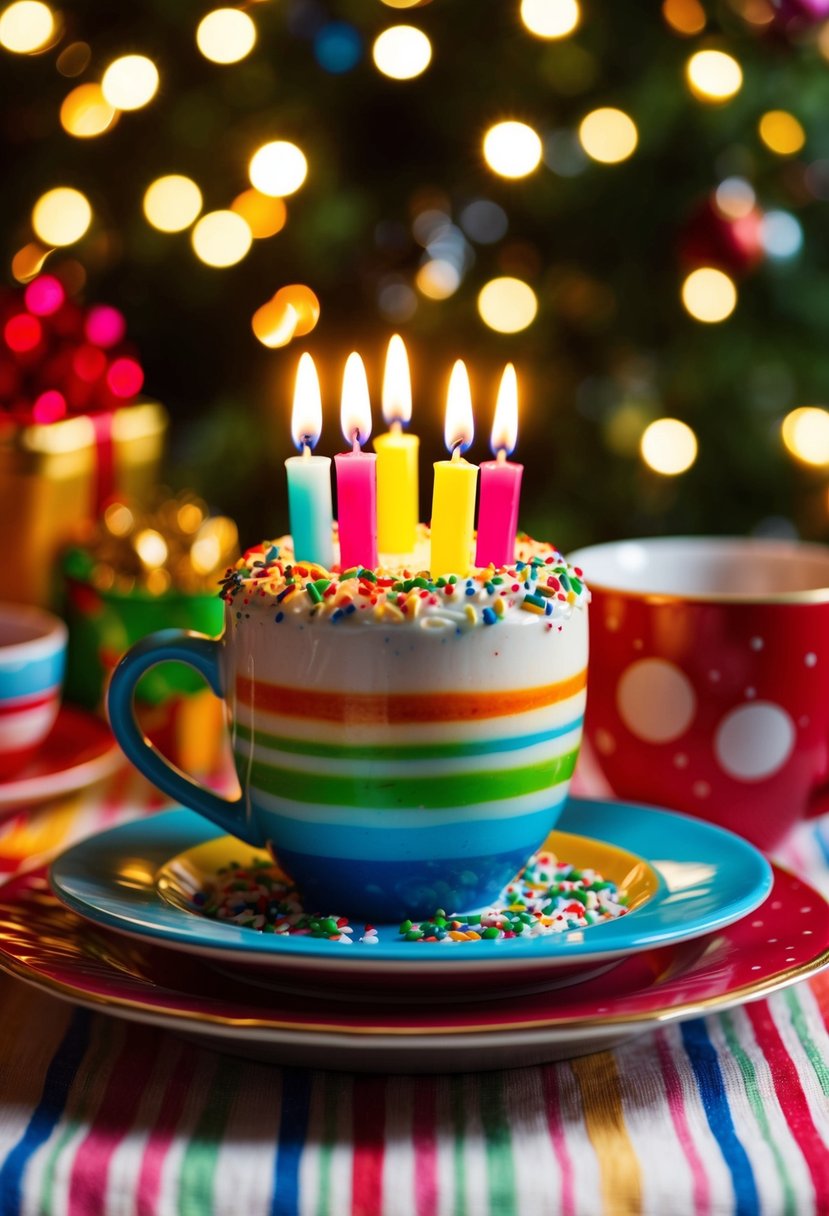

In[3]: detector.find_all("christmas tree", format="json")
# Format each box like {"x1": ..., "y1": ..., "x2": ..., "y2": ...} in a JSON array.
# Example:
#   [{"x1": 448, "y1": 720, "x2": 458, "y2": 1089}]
[{"x1": 2, "y1": 0, "x2": 829, "y2": 549}]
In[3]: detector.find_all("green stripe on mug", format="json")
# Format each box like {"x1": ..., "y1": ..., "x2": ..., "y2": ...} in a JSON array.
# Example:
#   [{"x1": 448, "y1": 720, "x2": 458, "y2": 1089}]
[{"x1": 244, "y1": 746, "x2": 579, "y2": 809}]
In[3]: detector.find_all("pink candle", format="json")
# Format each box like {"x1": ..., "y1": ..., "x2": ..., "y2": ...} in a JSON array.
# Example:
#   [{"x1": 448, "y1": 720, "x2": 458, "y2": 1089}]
[
  {"x1": 335, "y1": 352, "x2": 378, "y2": 571},
  {"x1": 475, "y1": 364, "x2": 523, "y2": 569}
]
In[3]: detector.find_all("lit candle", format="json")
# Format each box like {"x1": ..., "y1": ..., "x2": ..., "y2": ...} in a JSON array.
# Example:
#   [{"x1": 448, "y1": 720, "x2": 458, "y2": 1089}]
[
  {"x1": 284, "y1": 353, "x2": 334, "y2": 568},
  {"x1": 475, "y1": 364, "x2": 523, "y2": 569},
  {"x1": 334, "y1": 352, "x2": 378, "y2": 571},
  {"x1": 430, "y1": 360, "x2": 478, "y2": 578},
  {"x1": 373, "y1": 334, "x2": 419, "y2": 555}
]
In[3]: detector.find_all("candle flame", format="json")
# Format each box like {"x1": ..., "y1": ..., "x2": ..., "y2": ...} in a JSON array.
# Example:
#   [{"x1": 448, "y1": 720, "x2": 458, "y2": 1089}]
[
  {"x1": 490, "y1": 363, "x2": 518, "y2": 457},
  {"x1": 291, "y1": 353, "x2": 322, "y2": 451},
  {"x1": 341, "y1": 351, "x2": 372, "y2": 447},
  {"x1": 382, "y1": 333, "x2": 412, "y2": 426},
  {"x1": 444, "y1": 360, "x2": 474, "y2": 455}
]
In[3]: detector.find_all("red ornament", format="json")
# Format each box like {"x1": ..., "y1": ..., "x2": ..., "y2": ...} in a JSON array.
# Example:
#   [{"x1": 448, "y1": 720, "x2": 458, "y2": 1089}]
[
  {"x1": 32, "y1": 390, "x2": 67, "y2": 424},
  {"x1": 86, "y1": 305, "x2": 126, "y2": 349},
  {"x1": 24, "y1": 276, "x2": 65, "y2": 318},
  {"x1": 106, "y1": 356, "x2": 144, "y2": 399},
  {"x1": 679, "y1": 199, "x2": 765, "y2": 277},
  {"x1": 72, "y1": 345, "x2": 107, "y2": 384},
  {"x1": 0, "y1": 274, "x2": 146, "y2": 424},
  {"x1": 4, "y1": 314, "x2": 42, "y2": 354}
]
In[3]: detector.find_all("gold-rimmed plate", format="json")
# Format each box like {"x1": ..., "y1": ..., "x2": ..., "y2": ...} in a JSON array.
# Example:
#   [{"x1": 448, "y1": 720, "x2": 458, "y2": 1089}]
[{"x1": 0, "y1": 862, "x2": 826, "y2": 1071}]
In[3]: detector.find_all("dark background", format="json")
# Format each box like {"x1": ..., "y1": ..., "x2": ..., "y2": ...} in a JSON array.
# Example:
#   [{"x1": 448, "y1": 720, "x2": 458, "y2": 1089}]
[{"x1": 3, "y1": 0, "x2": 829, "y2": 551}]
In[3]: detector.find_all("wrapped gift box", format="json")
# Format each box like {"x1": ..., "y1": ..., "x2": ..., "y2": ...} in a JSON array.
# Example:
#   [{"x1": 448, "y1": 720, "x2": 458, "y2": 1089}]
[
  {"x1": 61, "y1": 496, "x2": 237, "y2": 777},
  {"x1": 0, "y1": 400, "x2": 166, "y2": 606}
]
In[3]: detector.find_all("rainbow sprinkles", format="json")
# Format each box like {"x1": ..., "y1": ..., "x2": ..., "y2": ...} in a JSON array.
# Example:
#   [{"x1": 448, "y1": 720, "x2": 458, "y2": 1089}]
[
  {"x1": 220, "y1": 523, "x2": 589, "y2": 632},
  {"x1": 191, "y1": 850, "x2": 629, "y2": 945}
]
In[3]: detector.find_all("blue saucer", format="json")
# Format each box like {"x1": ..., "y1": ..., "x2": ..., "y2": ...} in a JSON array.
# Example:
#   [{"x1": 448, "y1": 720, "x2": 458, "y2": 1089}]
[{"x1": 49, "y1": 798, "x2": 773, "y2": 994}]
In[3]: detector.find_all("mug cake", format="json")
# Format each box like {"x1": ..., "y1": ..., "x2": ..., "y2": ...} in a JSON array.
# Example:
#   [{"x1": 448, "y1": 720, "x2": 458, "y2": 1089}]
[{"x1": 216, "y1": 524, "x2": 589, "y2": 919}]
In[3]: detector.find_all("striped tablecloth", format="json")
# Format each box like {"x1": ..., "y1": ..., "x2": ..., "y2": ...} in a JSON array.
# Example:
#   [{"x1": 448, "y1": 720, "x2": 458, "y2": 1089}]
[{"x1": 0, "y1": 767, "x2": 826, "y2": 1216}]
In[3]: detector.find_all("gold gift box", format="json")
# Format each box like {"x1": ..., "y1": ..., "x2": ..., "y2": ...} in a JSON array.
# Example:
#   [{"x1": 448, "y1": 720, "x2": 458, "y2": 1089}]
[{"x1": 0, "y1": 401, "x2": 167, "y2": 607}]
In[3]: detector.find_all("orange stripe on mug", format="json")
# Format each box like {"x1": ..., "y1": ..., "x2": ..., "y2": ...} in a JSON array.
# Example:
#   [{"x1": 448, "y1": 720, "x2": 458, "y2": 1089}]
[{"x1": 234, "y1": 669, "x2": 587, "y2": 724}]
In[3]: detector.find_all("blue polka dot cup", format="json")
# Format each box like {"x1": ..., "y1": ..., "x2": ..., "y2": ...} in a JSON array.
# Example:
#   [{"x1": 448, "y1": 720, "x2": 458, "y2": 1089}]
[
  {"x1": 568, "y1": 536, "x2": 829, "y2": 852},
  {"x1": 0, "y1": 604, "x2": 67, "y2": 780},
  {"x1": 108, "y1": 556, "x2": 589, "y2": 921}
]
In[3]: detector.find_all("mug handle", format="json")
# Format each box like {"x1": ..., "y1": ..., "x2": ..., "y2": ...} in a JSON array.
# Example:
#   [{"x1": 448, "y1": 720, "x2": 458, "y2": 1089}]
[{"x1": 107, "y1": 629, "x2": 263, "y2": 846}]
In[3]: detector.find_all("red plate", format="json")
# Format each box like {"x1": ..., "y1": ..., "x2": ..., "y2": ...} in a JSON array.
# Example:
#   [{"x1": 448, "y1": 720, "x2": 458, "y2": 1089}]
[
  {"x1": 0, "y1": 706, "x2": 120, "y2": 811},
  {"x1": 0, "y1": 862, "x2": 825, "y2": 1071}
]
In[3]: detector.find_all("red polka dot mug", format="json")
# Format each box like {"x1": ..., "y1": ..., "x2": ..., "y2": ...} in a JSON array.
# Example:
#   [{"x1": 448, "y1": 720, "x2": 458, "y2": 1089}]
[{"x1": 566, "y1": 536, "x2": 829, "y2": 852}]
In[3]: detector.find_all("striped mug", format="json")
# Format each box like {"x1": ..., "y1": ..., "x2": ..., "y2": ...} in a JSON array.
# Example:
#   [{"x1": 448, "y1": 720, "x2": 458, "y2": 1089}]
[
  {"x1": 0, "y1": 604, "x2": 67, "y2": 779},
  {"x1": 108, "y1": 600, "x2": 588, "y2": 920}
]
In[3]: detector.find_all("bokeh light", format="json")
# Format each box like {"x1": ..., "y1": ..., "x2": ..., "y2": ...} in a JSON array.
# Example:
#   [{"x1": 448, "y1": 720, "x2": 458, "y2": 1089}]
[
  {"x1": 681, "y1": 267, "x2": 737, "y2": 323},
  {"x1": 143, "y1": 175, "x2": 203, "y2": 233},
  {"x1": 101, "y1": 55, "x2": 159, "y2": 111},
  {"x1": 134, "y1": 529, "x2": 168, "y2": 568},
  {"x1": 412, "y1": 207, "x2": 450, "y2": 246},
  {"x1": 56, "y1": 41, "x2": 90, "y2": 76},
  {"x1": 280, "y1": 287, "x2": 319, "y2": 335},
  {"x1": 483, "y1": 121, "x2": 542, "y2": 178},
  {"x1": 544, "y1": 129, "x2": 588, "y2": 176},
  {"x1": 372, "y1": 25, "x2": 432, "y2": 79},
  {"x1": 459, "y1": 199, "x2": 508, "y2": 244},
  {"x1": 104, "y1": 502, "x2": 135, "y2": 537},
  {"x1": 760, "y1": 210, "x2": 802, "y2": 260},
  {"x1": 60, "y1": 84, "x2": 118, "y2": 139},
  {"x1": 477, "y1": 276, "x2": 538, "y2": 332},
  {"x1": 107, "y1": 357, "x2": 144, "y2": 398},
  {"x1": 640, "y1": 418, "x2": 698, "y2": 475},
  {"x1": 86, "y1": 304, "x2": 125, "y2": 348},
  {"x1": 604, "y1": 403, "x2": 650, "y2": 456},
  {"x1": 4, "y1": 313, "x2": 42, "y2": 352},
  {"x1": 231, "y1": 189, "x2": 287, "y2": 238},
  {"x1": 781, "y1": 407, "x2": 829, "y2": 466},
  {"x1": 32, "y1": 187, "x2": 92, "y2": 246},
  {"x1": 758, "y1": 110, "x2": 805, "y2": 156},
  {"x1": 314, "y1": 22, "x2": 362, "y2": 73},
  {"x1": 714, "y1": 176, "x2": 755, "y2": 219},
  {"x1": 686, "y1": 50, "x2": 742, "y2": 102},
  {"x1": 378, "y1": 279, "x2": 417, "y2": 321},
  {"x1": 32, "y1": 389, "x2": 66, "y2": 424},
  {"x1": 249, "y1": 141, "x2": 307, "y2": 197},
  {"x1": 24, "y1": 274, "x2": 63, "y2": 315},
  {"x1": 578, "y1": 107, "x2": 638, "y2": 164},
  {"x1": 251, "y1": 285, "x2": 320, "y2": 347},
  {"x1": 415, "y1": 260, "x2": 460, "y2": 299},
  {"x1": 0, "y1": 1, "x2": 54, "y2": 53},
  {"x1": 520, "y1": 0, "x2": 580, "y2": 39},
  {"x1": 662, "y1": 0, "x2": 705, "y2": 34},
  {"x1": 191, "y1": 210, "x2": 253, "y2": 267},
  {"x1": 251, "y1": 301, "x2": 299, "y2": 348},
  {"x1": 73, "y1": 344, "x2": 106, "y2": 382},
  {"x1": 196, "y1": 8, "x2": 257, "y2": 64},
  {"x1": 11, "y1": 243, "x2": 49, "y2": 283}
]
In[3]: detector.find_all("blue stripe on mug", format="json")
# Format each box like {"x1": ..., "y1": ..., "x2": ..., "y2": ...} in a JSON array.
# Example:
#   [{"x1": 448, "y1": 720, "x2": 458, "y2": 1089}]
[{"x1": 0, "y1": 652, "x2": 66, "y2": 702}]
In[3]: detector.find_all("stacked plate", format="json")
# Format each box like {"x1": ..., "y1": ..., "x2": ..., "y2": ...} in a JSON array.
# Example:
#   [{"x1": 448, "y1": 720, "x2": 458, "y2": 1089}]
[
  {"x1": 0, "y1": 706, "x2": 119, "y2": 811},
  {"x1": 0, "y1": 796, "x2": 826, "y2": 1072}
]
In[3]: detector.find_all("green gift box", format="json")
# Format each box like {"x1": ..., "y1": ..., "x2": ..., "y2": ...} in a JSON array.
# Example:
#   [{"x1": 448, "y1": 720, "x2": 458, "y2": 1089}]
[{"x1": 63, "y1": 573, "x2": 225, "y2": 710}]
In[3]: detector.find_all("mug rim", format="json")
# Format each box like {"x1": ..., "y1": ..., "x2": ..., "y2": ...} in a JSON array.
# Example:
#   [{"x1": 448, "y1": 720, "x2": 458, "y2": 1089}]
[
  {"x1": 566, "y1": 535, "x2": 829, "y2": 605},
  {"x1": 0, "y1": 604, "x2": 68, "y2": 663}
]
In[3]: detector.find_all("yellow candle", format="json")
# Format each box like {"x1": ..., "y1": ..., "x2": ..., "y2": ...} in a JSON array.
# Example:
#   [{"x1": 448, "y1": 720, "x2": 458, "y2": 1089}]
[
  {"x1": 430, "y1": 360, "x2": 478, "y2": 577},
  {"x1": 374, "y1": 336, "x2": 418, "y2": 554},
  {"x1": 375, "y1": 429, "x2": 420, "y2": 554}
]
